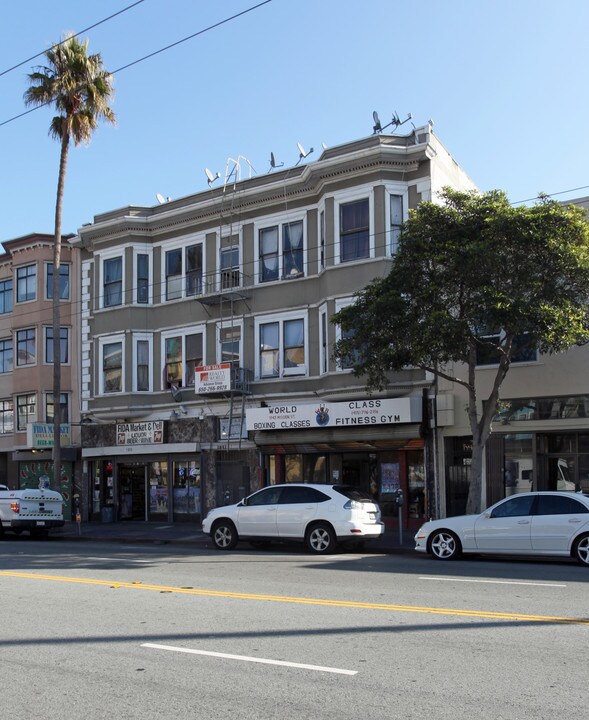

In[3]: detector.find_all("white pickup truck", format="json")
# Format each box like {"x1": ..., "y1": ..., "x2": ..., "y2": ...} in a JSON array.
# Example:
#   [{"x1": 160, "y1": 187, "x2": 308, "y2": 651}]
[{"x1": 0, "y1": 483, "x2": 65, "y2": 537}]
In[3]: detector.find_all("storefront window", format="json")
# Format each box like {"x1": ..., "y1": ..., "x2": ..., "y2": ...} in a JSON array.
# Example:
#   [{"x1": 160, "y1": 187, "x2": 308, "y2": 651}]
[
  {"x1": 285, "y1": 454, "x2": 303, "y2": 483},
  {"x1": 407, "y1": 451, "x2": 425, "y2": 519},
  {"x1": 504, "y1": 434, "x2": 534, "y2": 495},
  {"x1": 149, "y1": 461, "x2": 168, "y2": 515},
  {"x1": 173, "y1": 460, "x2": 200, "y2": 515}
]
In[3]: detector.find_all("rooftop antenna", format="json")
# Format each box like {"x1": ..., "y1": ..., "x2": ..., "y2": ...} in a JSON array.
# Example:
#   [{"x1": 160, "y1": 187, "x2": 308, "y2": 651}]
[
  {"x1": 205, "y1": 168, "x2": 220, "y2": 186},
  {"x1": 372, "y1": 110, "x2": 413, "y2": 134},
  {"x1": 268, "y1": 151, "x2": 284, "y2": 173},
  {"x1": 295, "y1": 142, "x2": 314, "y2": 166},
  {"x1": 156, "y1": 193, "x2": 171, "y2": 204}
]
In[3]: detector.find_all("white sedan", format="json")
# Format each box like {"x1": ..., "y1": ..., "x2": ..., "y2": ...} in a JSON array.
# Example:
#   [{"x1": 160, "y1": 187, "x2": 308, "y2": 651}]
[
  {"x1": 202, "y1": 483, "x2": 384, "y2": 553},
  {"x1": 414, "y1": 491, "x2": 589, "y2": 566}
]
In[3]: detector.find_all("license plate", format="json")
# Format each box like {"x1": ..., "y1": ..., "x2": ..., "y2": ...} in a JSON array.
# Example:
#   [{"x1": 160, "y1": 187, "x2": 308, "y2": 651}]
[{"x1": 36, "y1": 521, "x2": 46, "y2": 526}]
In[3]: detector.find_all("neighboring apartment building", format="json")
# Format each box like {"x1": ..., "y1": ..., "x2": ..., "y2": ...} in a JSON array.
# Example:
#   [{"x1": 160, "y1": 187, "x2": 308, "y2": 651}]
[
  {"x1": 439, "y1": 195, "x2": 589, "y2": 517},
  {"x1": 0, "y1": 234, "x2": 81, "y2": 520},
  {"x1": 74, "y1": 123, "x2": 477, "y2": 528}
]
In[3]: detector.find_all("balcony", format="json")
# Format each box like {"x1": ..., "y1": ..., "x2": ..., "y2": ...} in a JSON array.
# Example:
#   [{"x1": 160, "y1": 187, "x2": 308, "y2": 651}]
[{"x1": 196, "y1": 269, "x2": 252, "y2": 306}]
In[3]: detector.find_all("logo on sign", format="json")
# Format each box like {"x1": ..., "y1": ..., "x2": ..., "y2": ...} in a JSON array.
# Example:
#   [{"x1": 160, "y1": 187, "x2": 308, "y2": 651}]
[{"x1": 315, "y1": 403, "x2": 330, "y2": 426}]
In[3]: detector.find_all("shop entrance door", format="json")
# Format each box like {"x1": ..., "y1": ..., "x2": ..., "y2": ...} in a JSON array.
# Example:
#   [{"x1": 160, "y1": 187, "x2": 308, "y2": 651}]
[{"x1": 119, "y1": 464, "x2": 147, "y2": 521}]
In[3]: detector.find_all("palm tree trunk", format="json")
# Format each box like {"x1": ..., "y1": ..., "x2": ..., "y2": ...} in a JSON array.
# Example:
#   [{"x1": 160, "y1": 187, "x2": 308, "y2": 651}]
[{"x1": 52, "y1": 130, "x2": 69, "y2": 491}]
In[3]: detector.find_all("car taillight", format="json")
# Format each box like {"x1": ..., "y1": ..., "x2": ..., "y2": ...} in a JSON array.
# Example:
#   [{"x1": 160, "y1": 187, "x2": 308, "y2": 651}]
[
  {"x1": 343, "y1": 500, "x2": 362, "y2": 510},
  {"x1": 10, "y1": 501, "x2": 20, "y2": 513}
]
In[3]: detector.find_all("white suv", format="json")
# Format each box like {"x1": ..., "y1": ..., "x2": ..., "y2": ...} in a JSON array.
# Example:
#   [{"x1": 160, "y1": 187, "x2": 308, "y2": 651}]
[{"x1": 202, "y1": 483, "x2": 385, "y2": 553}]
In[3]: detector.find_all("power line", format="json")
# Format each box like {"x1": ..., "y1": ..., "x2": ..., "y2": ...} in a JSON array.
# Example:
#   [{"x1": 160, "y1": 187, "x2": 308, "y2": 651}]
[
  {"x1": 0, "y1": 0, "x2": 273, "y2": 129},
  {"x1": 0, "y1": 0, "x2": 147, "y2": 78}
]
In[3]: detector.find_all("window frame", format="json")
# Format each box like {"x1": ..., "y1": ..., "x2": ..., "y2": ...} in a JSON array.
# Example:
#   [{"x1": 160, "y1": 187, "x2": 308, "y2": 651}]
[
  {"x1": 334, "y1": 297, "x2": 359, "y2": 371},
  {"x1": 134, "y1": 249, "x2": 152, "y2": 304},
  {"x1": 161, "y1": 326, "x2": 205, "y2": 390},
  {"x1": 44, "y1": 326, "x2": 70, "y2": 365},
  {"x1": 384, "y1": 184, "x2": 409, "y2": 256},
  {"x1": 100, "y1": 252, "x2": 124, "y2": 309},
  {"x1": 45, "y1": 262, "x2": 70, "y2": 300},
  {"x1": 132, "y1": 332, "x2": 153, "y2": 392},
  {"x1": 319, "y1": 303, "x2": 328, "y2": 375},
  {"x1": 161, "y1": 236, "x2": 206, "y2": 302},
  {"x1": 216, "y1": 321, "x2": 243, "y2": 366},
  {"x1": 0, "y1": 279, "x2": 13, "y2": 314},
  {"x1": 45, "y1": 392, "x2": 69, "y2": 424},
  {"x1": 16, "y1": 264, "x2": 37, "y2": 303},
  {"x1": 15, "y1": 327, "x2": 36, "y2": 367},
  {"x1": 98, "y1": 334, "x2": 125, "y2": 395},
  {"x1": 476, "y1": 330, "x2": 538, "y2": 368},
  {"x1": 16, "y1": 393, "x2": 36, "y2": 431},
  {"x1": 0, "y1": 398, "x2": 13, "y2": 434},
  {"x1": 0, "y1": 338, "x2": 13, "y2": 374},
  {"x1": 254, "y1": 211, "x2": 307, "y2": 284},
  {"x1": 254, "y1": 311, "x2": 308, "y2": 379}
]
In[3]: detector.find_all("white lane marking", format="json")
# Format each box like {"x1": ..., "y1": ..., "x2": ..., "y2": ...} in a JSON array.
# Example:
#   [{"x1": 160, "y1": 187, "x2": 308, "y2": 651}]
[
  {"x1": 141, "y1": 643, "x2": 358, "y2": 675},
  {"x1": 419, "y1": 576, "x2": 566, "y2": 588}
]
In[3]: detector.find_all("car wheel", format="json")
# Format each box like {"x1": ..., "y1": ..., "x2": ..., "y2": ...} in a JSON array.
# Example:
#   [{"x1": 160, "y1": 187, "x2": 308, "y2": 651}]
[
  {"x1": 211, "y1": 520, "x2": 238, "y2": 550},
  {"x1": 573, "y1": 533, "x2": 589, "y2": 566},
  {"x1": 428, "y1": 530, "x2": 461, "y2": 560},
  {"x1": 306, "y1": 522, "x2": 336, "y2": 554}
]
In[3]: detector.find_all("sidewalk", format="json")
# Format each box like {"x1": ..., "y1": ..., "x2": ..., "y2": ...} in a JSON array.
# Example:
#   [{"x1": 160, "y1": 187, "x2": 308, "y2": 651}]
[{"x1": 53, "y1": 520, "x2": 415, "y2": 553}]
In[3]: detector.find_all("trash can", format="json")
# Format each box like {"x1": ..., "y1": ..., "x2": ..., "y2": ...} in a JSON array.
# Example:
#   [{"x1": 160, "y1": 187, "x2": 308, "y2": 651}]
[{"x1": 101, "y1": 506, "x2": 114, "y2": 523}]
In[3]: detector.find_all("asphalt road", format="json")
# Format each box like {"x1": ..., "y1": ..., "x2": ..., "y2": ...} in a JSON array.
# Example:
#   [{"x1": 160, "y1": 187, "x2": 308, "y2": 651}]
[{"x1": 1, "y1": 538, "x2": 588, "y2": 720}]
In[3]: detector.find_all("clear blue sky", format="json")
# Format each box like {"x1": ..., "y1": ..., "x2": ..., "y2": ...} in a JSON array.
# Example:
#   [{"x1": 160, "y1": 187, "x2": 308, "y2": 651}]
[{"x1": 2, "y1": 0, "x2": 589, "y2": 242}]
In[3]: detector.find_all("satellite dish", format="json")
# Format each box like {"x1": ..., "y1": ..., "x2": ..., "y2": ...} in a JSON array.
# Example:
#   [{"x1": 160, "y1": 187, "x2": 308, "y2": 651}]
[
  {"x1": 295, "y1": 142, "x2": 314, "y2": 165},
  {"x1": 372, "y1": 111, "x2": 382, "y2": 133},
  {"x1": 205, "y1": 168, "x2": 220, "y2": 186},
  {"x1": 268, "y1": 151, "x2": 284, "y2": 172},
  {"x1": 156, "y1": 193, "x2": 166, "y2": 204}
]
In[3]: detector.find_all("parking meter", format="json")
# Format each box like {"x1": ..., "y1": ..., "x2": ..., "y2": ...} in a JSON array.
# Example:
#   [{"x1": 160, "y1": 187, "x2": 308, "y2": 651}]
[{"x1": 395, "y1": 489, "x2": 404, "y2": 544}]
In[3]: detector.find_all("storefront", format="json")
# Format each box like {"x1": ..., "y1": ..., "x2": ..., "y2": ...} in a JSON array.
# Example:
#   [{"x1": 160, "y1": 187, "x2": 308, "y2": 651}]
[
  {"x1": 81, "y1": 416, "x2": 257, "y2": 523},
  {"x1": 246, "y1": 396, "x2": 428, "y2": 531}
]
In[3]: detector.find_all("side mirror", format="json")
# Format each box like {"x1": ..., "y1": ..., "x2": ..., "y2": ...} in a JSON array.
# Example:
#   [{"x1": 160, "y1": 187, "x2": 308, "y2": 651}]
[{"x1": 483, "y1": 511, "x2": 491, "y2": 519}]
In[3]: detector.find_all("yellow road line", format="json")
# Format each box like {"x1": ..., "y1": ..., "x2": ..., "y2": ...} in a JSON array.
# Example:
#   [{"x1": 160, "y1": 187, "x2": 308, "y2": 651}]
[{"x1": 1, "y1": 570, "x2": 587, "y2": 625}]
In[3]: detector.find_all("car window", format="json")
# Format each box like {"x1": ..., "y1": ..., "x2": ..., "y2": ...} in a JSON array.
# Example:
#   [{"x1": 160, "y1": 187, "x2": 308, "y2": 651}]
[
  {"x1": 491, "y1": 495, "x2": 535, "y2": 518},
  {"x1": 536, "y1": 495, "x2": 589, "y2": 515},
  {"x1": 279, "y1": 486, "x2": 330, "y2": 504},
  {"x1": 333, "y1": 485, "x2": 375, "y2": 503},
  {"x1": 246, "y1": 487, "x2": 282, "y2": 506}
]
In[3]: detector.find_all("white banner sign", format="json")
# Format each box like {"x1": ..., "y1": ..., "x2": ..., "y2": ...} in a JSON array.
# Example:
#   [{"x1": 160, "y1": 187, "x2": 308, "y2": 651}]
[
  {"x1": 246, "y1": 398, "x2": 421, "y2": 431},
  {"x1": 195, "y1": 363, "x2": 232, "y2": 394},
  {"x1": 27, "y1": 423, "x2": 72, "y2": 448},
  {"x1": 116, "y1": 421, "x2": 164, "y2": 446}
]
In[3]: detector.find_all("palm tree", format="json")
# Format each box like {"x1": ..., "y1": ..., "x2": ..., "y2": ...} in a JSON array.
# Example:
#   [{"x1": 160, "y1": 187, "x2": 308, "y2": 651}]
[{"x1": 24, "y1": 35, "x2": 115, "y2": 498}]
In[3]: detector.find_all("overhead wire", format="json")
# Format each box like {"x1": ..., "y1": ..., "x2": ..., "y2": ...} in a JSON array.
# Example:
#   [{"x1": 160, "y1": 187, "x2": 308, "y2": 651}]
[{"x1": 0, "y1": 0, "x2": 273, "y2": 129}]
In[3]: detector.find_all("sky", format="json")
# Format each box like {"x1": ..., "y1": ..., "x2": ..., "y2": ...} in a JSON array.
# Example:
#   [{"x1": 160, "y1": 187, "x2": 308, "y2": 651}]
[{"x1": 2, "y1": 0, "x2": 589, "y2": 242}]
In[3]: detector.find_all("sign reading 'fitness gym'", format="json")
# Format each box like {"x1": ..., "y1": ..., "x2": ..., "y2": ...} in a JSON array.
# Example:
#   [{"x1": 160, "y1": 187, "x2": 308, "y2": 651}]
[{"x1": 245, "y1": 397, "x2": 422, "y2": 431}]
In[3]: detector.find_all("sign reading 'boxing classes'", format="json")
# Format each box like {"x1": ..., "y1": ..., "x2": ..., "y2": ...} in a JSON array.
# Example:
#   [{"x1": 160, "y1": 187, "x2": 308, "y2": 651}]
[{"x1": 245, "y1": 398, "x2": 421, "y2": 431}]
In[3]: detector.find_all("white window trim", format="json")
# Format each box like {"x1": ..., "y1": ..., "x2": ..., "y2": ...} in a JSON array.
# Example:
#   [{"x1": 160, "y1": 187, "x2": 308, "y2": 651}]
[
  {"x1": 98, "y1": 248, "x2": 125, "y2": 310},
  {"x1": 319, "y1": 303, "x2": 328, "y2": 375},
  {"x1": 334, "y1": 297, "x2": 355, "y2": 372},
  {"x1": 317, "y1": 201, "x2": 326, "y2": 273},
  {"x1": 16, "y1": 392, "x2": 37, "y2": 431},
  {"x1": 384, "y1": 183, "x2": 409, "y2": 256},
  {"x1": 254, "y1": 310, "x2": 309, "y2": 380},
  {"x1": 332, "y1": 185, "x2": 375, "y2": 265},
  {"x1": 132, "y1": 246, "x2": 153, "y2": 305},
  {"x1": 217, "y1": 230, "x2": 242, "y2": 291},
  {"x1": 43, "y1": 326, "x2": 70, "y2": 366},
  {"x1": 216, "y1": 319, "x2": 243, "y2": 366},
  {"x1": 160, "y1": 325, "x2": 206, "y2": 390},
  {"x1": 253, "y1": 209, "x2": 307, "y2": 285},
  {"x1": 159, "y1": 234, "x2": 207, "y2": 303},
  {"x1": 98, "y1": 333, "x2": 125, "y2": 395},
  {"x1": 132, "y1": 332, "x2": 153, "y2": 392}
]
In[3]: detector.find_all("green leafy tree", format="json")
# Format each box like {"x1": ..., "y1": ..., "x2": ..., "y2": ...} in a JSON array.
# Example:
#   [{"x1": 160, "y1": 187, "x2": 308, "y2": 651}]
[
  {"x1": 24, "y1": 35, "x2": 115, "y2": 490},
  {"x1": 333, "y1": 188, "x2": 589, "y2": 514}
]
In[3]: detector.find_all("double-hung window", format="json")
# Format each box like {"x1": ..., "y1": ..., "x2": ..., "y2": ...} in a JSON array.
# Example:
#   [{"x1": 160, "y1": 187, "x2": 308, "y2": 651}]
[
  {"x1": 103, "y1": 256, "x2": 123, "y2": 307},
  {"x1": 0, "y1": 399, "x2": 13, "y2": 434},
  {"x1": 165, "y1": 243, "x2": 204, "y2": 300},
  {"x1": 218, "y1": 324, "x2": 241, "y2": 365},
  {"x1": 16, "y1": 393, "x2": 36, "y2": 431},
  {"x1": 136, "y1": 253, "x2": 150, "y2": 304},
  {"x1": 335, "y1": 298, "x2": 361, "y2": 370},
  {"x1": 101, "y1": 338, "x2": 124, "y2": 393},
  {"x1": 16, "y1": 265, "x2": 36, "y2": 302},
  {"x1": 258, "y1": 218, "x2": 305, "y2": 283},
  {"x1": 133, "y1": 334, "x2": 152, "y2": 392},
  {"x1": 163, "y1": 329, "x2": 204, "y2": 389},
  {"x1": 16, "y1": 328, "x2": 36, "y2": 367},
  {"x1": 0, "y1": 279, "x2": 13, "y2": 314},
  {"x1": 390, "y1": 195, "x2": 403, "y2": 255},
  {"x1": 45, "y1": 327, "x2": 69, "y2": 364},
  {"x1": 46, "y1": 393, "x2": 69, "y2": 423},
  {"x1": 220, "y1": 247, "x2": 240, "y2": 289},
  {"x1": 0, "y1": 338, "x2": 13, "y2": 373},
  {"x1": 340, "y1": 199, "x2": 369, "y2": 262},
  {"x1": 257, "y1": 314, "x2": 306, "y2": 378},
  {"x1": 46, "y1": 263, "x2": 70, "y2": 300}
]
